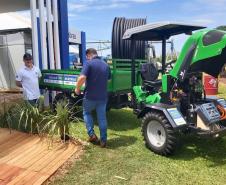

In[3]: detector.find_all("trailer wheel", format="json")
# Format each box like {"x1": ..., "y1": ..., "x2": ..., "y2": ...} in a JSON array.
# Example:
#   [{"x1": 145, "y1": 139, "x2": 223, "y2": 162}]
[
  {"x1": 142, "y1": 111, "x2": 177, "y2": 156},
  {"x1": 52, "y1": 93, "x2": 69, "y2": 112}
]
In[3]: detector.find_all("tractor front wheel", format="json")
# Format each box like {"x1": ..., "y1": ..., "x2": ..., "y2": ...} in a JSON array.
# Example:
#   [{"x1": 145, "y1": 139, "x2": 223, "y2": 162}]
[{"x1": 142, "y1": 111, "x2": 177, "y2": 156}]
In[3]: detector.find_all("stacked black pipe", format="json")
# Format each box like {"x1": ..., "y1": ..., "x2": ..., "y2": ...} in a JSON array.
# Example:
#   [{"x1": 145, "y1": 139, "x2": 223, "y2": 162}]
[{"x1": 112, "y1": 17, "x2": 147, "y2": 59}]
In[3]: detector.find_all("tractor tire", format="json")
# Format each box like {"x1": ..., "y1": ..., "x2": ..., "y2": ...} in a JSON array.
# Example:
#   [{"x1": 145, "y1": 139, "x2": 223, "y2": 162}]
[{"x1": 141, "y1": 111, "x2": 177, "y2": 156}]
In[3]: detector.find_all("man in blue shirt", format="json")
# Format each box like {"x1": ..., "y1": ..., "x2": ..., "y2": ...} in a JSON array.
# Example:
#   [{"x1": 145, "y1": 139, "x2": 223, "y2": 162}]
[{"x1": 75, "y1": 48, "x2": 111, "y2": 147}]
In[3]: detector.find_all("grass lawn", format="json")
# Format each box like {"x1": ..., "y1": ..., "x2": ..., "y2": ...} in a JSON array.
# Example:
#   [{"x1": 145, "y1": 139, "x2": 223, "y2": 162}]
[
  {"x1": 52, "y1": 83, "x2": 226, "y2": 185},
  {"x1": 219, "y1": 82, "x2": 226, "y2": 99}
]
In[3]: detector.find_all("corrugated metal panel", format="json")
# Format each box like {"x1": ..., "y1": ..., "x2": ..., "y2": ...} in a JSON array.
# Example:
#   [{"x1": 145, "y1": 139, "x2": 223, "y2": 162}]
[
  {"x1": 0, "y1": 33, "x2": 25, "y2": 89},
  {"x1": 123, "y1": 22, "x2": 206, "y2": 40}
]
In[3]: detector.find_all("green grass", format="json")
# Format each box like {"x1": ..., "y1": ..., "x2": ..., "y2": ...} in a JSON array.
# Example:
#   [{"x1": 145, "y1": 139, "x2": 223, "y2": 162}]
[
  {"x1": 218, "y1": 82, "x2": 226, "y2": 99},
  {"x1": 52, "y1": 107, "x2": 226, "y2": 185}
]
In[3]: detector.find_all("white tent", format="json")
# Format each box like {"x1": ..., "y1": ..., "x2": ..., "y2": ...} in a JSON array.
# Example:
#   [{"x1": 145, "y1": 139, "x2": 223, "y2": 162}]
[
  {"x1": 0, "y1": 0, "x2": 30, "y2": 14},
  {"x1": 0, "y1": 12, "x2": 31, "y2": 31},
  {"x1": 0, "y1": 13, "x2": 32, "y2": 90}
]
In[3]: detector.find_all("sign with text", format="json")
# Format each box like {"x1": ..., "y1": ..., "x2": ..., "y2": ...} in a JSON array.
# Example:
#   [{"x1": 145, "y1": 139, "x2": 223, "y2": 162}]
[{"x1": 69, "y1": 29, "x2": 81, "y2": 44}]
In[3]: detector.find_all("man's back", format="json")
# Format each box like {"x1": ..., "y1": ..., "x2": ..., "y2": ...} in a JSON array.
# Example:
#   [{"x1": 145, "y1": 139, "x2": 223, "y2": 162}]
[{"x1": 82, "y1": 57, "x2": 110, "y2": 101}]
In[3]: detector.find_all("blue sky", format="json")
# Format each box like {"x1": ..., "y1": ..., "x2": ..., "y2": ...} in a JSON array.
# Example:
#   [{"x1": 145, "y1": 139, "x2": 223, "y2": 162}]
[{"x1": 68, "y1": 0, "x2": 226, "y2": 56}]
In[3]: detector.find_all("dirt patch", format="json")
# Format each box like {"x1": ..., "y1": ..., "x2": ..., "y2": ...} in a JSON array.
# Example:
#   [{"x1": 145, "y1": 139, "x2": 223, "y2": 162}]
[{"x1": 0, "y1": 93, "x2": 23, "y2": 114}]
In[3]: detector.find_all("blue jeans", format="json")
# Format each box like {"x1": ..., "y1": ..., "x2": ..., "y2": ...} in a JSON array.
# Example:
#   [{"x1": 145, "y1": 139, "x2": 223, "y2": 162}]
[{"x1": 83, "y1": 98, "x2": 107, "y2": 142}]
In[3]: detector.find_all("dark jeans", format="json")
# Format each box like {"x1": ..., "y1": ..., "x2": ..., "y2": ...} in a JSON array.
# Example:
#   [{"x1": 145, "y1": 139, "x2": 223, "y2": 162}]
[
  {"x1": 28, "y1": 99, "x2": 39, "y2": 107},
  {"x1": 83, "y1": 98, "x2": 107, "y2": 142}
]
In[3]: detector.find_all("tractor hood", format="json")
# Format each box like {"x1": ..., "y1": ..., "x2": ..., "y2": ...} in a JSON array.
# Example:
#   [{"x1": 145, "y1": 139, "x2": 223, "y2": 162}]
[
  {"x1": 190, "y1": 46, "x2": 226, "y2": 77},
  {"x1": 170, "y1": 29, "x2": 226, "y2": 80},
  {"x1": 190, "y1": 29, "x2": 226, "y2": 78}
]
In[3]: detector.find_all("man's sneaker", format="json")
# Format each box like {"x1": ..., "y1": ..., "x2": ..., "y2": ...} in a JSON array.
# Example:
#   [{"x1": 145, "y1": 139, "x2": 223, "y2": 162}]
[
  {"x1": 100, "y1": 141, "x2": 107, "y2": 148},
  {"x1": 88, "y1": 134, "x2": 99, "y2": 144}
]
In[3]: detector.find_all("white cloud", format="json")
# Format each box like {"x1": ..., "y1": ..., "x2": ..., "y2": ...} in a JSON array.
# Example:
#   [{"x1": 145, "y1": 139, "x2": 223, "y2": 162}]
[
  {"x1": 69, "y1": 0, "x2": 158, "y2": 12},
  {"x1": 112, "y1": 0, "x2": 157, "y2": 3},
  {"x1": 180, "y1": 0, "x2": 226, "y2": 27},
  {"x1": 197, "y1": 0, "x2": 226, "y2": 7},
  {"x1": 69, "y1": 2, "x2": 128, "y2": 12},
  {"x1": 68, "y1": 13, "x2": 79, "y2": 18},
  {"x1": 193, "y1": 19, "x2": 214, "y2": 25}
]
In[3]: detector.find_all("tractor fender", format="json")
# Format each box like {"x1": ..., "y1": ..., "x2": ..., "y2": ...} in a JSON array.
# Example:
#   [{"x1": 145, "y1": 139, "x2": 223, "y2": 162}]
[{"x1": 138, "y1": 103, "x2": 187, "y2": 129}]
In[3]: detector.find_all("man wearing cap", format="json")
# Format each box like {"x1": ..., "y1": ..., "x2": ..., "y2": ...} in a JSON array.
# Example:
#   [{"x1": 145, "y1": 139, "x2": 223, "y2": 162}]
[{"x1": 16, "y1": 53, "x2": 42, "y2": 106}]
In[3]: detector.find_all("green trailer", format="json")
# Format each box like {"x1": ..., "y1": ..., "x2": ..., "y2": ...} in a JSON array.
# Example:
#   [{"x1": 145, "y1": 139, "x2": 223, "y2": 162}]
[{"x1": 39, "y1": 59, "x2": 146, "y2": 109}]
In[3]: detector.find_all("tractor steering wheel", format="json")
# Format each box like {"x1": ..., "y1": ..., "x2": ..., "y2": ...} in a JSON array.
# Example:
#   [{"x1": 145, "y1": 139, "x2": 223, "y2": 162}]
[
  {"x1": 166, "y1": 60, "x2": 176, "y2": 68},
  {"x1": 165, "y1": 60, "x2": 176, "y2": 72}
]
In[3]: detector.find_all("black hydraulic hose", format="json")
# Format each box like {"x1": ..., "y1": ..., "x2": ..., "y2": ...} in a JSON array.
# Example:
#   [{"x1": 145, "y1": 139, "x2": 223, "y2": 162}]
[
  {"x1": 112, "y1": 17, "x2": 147, "y2": 59},
  {"x1": 111, "y1": 18, "x2": 116, "y2": 57}
]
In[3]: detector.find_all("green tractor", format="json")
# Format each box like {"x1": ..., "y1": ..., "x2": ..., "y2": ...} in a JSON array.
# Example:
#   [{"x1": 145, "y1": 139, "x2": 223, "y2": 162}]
[
  {"x1": 123, "y1": 22, "x2": 226, "y2": 155},
  {"x1": 39, "y1": 22, "x2": 226, "y2": 156}
]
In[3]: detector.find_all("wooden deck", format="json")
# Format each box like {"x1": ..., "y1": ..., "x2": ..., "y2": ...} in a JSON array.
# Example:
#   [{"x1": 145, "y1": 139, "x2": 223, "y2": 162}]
[{"x1": 0, "y1": 128, "x2": 80, "y2": 185}]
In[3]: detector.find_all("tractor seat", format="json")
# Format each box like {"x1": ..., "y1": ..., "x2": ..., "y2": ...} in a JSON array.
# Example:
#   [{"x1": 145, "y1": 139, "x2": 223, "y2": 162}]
[
  {"x1": 140, "y1": 63, "x2": 161, "y2": 88},
  {"x1": 143, "y1": 79, "x2": 162, "y2": 87}
]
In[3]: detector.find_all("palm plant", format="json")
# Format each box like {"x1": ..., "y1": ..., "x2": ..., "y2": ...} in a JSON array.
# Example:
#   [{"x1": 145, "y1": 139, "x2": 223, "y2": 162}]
[
  {"x1": 41, "y1": 100, "x2": 71, "y2": 142},
  {"x1": 6, "y1": 102, "x2": 42, "y2": 134},
  {"x1": 6, "y1": 98, "x2": 80, "y2": 142}
]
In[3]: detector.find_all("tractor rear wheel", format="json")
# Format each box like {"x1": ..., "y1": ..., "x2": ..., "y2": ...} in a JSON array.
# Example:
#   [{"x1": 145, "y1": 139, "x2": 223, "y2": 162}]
[{"x1": 142, "y1": 111, "x2": 177, "y2": 156}]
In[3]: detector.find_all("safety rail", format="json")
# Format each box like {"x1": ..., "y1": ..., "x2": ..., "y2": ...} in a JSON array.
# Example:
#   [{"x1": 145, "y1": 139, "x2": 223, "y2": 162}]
[{"x1": 108, "y1": 59, "x2": 147, "y2": 71}]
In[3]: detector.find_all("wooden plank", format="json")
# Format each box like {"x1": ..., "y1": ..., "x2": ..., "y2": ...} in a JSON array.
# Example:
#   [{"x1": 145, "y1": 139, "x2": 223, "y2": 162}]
[
  {"x1": 32, "y1": 144, "x2": 77, "y2": 185},
  {"x1": 2, "y1": 138, "x2": 44, "y2": 165},
  {"x1": 0, "y1": 163, "x2": 13, "y2": 177},
  {"x1": 0, "y1": 137, "x2": 41, "y2": 163},
  {"x1": 0, "y1": 132, "x2": 25, "y2": 148},
  {"x1": 0, "y1": 179, "x2": 6, "y2": 185},
  {"x1": 6, "y1": 170, "x2": 35, "y2": 185},
  {"x1": 0, "y1": 164, "x2": 24, "y2": 184},
  {"x1": 0, "y1": 135, "x2": 29, "y2": 159},
  {"x1": 0, "y1": 129, "x2": 80, "y2": 185},
  {"x1": 0, "y1": 129, "x2": 12, "y2": 138},
  {"x1": 29, "y1": 143, "x2": 70, "y2": 172},
  {"x1": 0, "y1": 135, "x2": 37, "y2": 158},
  {"x1": 7, "y1": 140, "x2": 49, "y2": 167},
  {"x1": 40, "y1": 143, "x2": 77, "y2": 175},
  {"x1": 16, "y1": 143, "x2": 52, "y2": 169},
  {"x1": 32, "y1": 174, "x2": 51, "y2": 185},
  {"x1": 0, "y1": 131, "x2": 22, "y2": 146},
  {"x1": 23, "y1": 172, "x2": 48, "y2": 185},
  {"x1": 15, "y1": 171, "x2": 39, "y2": 185}
]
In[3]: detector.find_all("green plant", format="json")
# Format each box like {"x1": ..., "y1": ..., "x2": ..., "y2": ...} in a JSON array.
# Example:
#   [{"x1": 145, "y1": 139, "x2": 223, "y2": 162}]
[
  {"x1": 40, "y1": 99, "x2": 75, "y2": 142},
  {"x1": 5, "y1": 98, "x2": 80, "y2": 143},
  {"x1": 6, "y1": 102, "x2": 42, "y2": 134}
]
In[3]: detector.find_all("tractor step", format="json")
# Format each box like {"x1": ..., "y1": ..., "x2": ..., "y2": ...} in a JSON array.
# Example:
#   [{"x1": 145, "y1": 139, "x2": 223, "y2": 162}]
[{"x1": 189, "y1": 126, "x2": 226, "y2": 138}]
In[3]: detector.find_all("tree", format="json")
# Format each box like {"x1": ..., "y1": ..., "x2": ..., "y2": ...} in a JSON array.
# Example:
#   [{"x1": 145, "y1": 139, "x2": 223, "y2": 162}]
[{"x1": 216, "y1": 26, "x2": 226, "y2": 31}]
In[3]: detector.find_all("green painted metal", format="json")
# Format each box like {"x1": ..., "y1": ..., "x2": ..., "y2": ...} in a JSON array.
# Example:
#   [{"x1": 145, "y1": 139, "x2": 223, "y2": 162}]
[
  {"x1": 146, "y1": 93, "x2": 161, "y2": 104},
  {"x1": 170, "y1": 29, "x2": 226, "y2": 78},
  {"x1": 133, "y1": 85, "x2": 161, "y2": 104},
  {"x1": 133, "y1": 86, "x2": 147, "y2": 103},
  {"x1": 39, "y1": 59, "x2": 146, "y2": 93},
  {"x1": 162, "y1": 74, "x2": 168, "y2": 93}
]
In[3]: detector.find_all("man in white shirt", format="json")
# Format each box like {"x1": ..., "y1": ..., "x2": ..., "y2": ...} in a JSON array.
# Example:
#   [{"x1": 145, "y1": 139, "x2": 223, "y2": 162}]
[{"x1": 16, "y1": 53, "x2": 42, "y2": 106}]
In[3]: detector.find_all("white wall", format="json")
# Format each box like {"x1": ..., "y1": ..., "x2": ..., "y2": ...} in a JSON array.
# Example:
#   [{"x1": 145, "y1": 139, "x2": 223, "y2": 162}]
[{"x1": 0, "y1": 32, "x2": 27, "y2": 89}]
